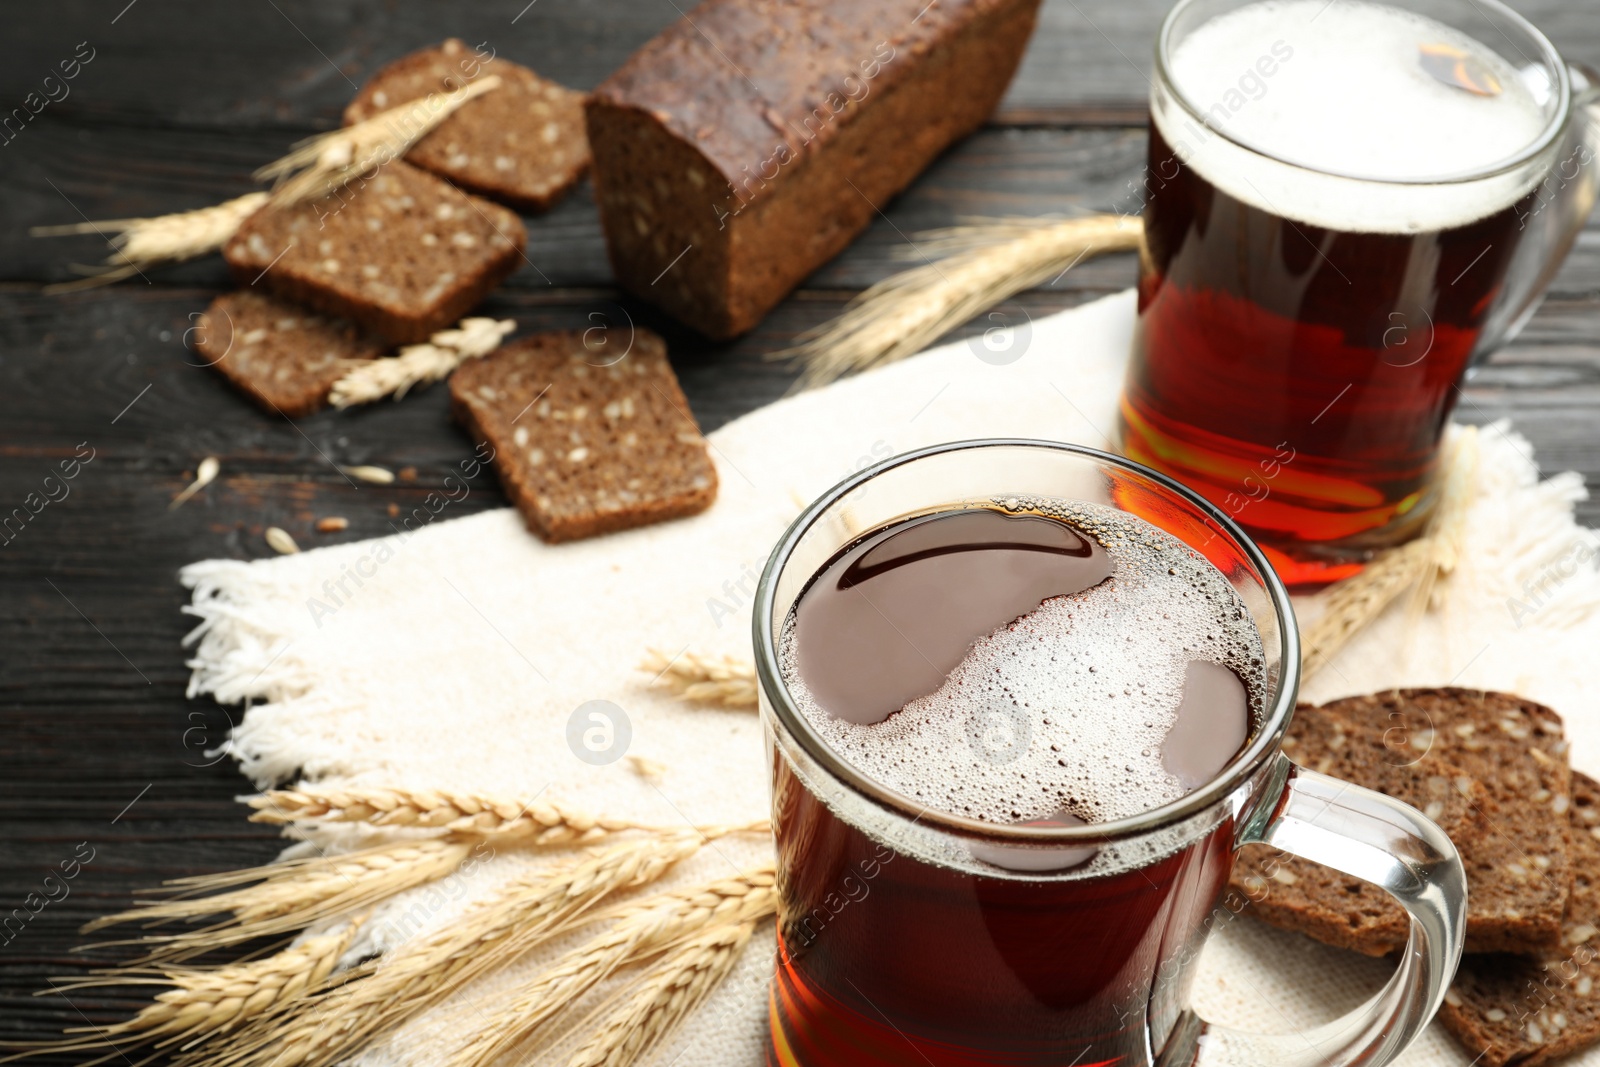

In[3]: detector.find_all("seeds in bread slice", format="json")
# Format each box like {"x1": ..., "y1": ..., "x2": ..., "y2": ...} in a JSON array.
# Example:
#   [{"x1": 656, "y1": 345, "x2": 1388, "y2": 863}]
[
  {"x1": 1232, "y1": 703, "x2": 1481, "y2": 957},
  {"x1": 223, "y1": 160, "x2": 525, "y2": 345},
  {"x1": 344, "y1": 39, "x2": 588, "y2": 213},
  {"x1": 191, "y1": 291, "x2": 385, "y2": 417},
  {"x1": 1233, "y1": 689, "x2": 1572, "y2": 956},
  {"x1": 449, "y1": 328, "x2": 717, "y2": 542},
  {"x1": 1368, "y1": 689, "x2": 1571, "y2": 954},
  {"x1": 1439, "y1": 771, "x2": 1600, "y2": 1067}
]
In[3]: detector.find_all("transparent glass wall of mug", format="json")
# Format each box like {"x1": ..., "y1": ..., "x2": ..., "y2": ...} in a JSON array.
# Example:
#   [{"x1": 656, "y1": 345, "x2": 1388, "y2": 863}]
[
  {"x1": 1116, "y1": 0, "x2": 1599, "y2": 589},
  {"x1": 753, "y1": 441, "x2": 1466, "y2": 1067}
]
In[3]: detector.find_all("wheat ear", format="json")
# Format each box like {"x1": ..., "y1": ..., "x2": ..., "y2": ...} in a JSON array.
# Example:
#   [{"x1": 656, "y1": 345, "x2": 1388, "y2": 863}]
[
  {"x1": 783, "y1": 213, "x2": 1142, "y2": 388},
  {"x1": 193, "y1": 829, "x2": 745, "y2": 1067},
  {"x1": 450, "y1": 864, "x2": 777, "y2": 1067},
  {"x1": 1, "y1": 921, "x2": 363, "y2": 1067},
  {"x1": 641, "y1": 649, "x2": 757, "y2": 709},
  {"x1": 891, "y1": 214, "x2": 1132, "y2": 258},
  {"x1": 247, "y1": 786, "x2": 649, "y2": 845},
  {"x1": 83, "y1": 839, "x2": 472, "y2": 962},
  {"x1": 257, "y1": 75, "x2": 501, "y2": 205},
  {"x1": 1302, "y1": 427, "x2": 1480, "y2": 678},
  {"x1": 567, "y1": 919, "x2": 759, "y2": 1067},
  {"x1": 31, "y1": 192, "x2": 270, "y2": 293},
  {"x1": 329, "y1": 317, "x2": 516, "y2": 407}
]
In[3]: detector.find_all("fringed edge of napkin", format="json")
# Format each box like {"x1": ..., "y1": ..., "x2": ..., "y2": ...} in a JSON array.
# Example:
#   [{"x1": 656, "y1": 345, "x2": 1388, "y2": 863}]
[{"x1": 181, "y1": 557, "x2": 377, "y2": 787}]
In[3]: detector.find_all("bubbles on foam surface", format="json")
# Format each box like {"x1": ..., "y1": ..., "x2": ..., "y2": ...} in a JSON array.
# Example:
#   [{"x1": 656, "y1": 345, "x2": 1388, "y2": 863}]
[
  {"x1": 1156, "y1": 0, "x2": 1551, "y2": 233},
  {"x1": 1172, "y1": 0, "x2": 1541, "y2": 181},
  {"x1": 781, "y1": 500, "x2": 1267, "y2": 832}
]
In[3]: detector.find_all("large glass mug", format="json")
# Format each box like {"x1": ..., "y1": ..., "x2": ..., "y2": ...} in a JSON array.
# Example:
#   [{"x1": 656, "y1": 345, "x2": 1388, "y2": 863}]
[
  {"x1": 753, "y1": 440, "x2": 1466, "y2": 1067},
  {"x1": 1117, "y1": 0, "x2": 1600, "y2": 589}
]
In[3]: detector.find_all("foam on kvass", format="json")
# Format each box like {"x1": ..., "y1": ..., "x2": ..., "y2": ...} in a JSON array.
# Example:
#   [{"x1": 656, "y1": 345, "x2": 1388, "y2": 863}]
[{"x1": 780, "y1": 500, "x2": 1268, "y2": 828}]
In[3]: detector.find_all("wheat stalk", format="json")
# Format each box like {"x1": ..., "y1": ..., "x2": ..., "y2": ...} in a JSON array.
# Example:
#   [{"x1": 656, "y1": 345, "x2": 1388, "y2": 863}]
[
  {"x1": 329, "y1": 317, "x2": 516, "y2": 408},
  {"x1": 450, "y1": 864, "x2": 777, "y2": 1067},
  {"x1": 29, "y1": 76, "x2": 501, "y2": 294},
  {"x1": 31, "y1": 192, "x2": 269, "y2": 293},
  {"x1": 0, "y1": 925, "x2": 361, "y2": 1066},
  {"x1": 567, "y1": 919, "x2": 759, "y2": 1067},
  {"x1": 31, "y1": 75, "x2": 499, "y2": 292},
  {"x1": 257, "y1": 74, "x2": 501, "y2": 205},
  {"x1": 894, "y1": 214, "x2": 1123, "y2": 258},
  {"x1": 247, "y1": 786, "x2": 650, "y2": 845},
  {"x1": 782, "y1": 213, "x2": 1142, "y2": 388},
  {"x1": 191, "y1": 830, "x2": 737, "y2": 1067},
  {"x1": 20, "y1": 922, "x2": 364, "y2": 1067},
  {"x1": 104, "y1": 925, "x2": 357, "y2": 1039},
  {"x1": 84, "y1": 839, "x2": 473, "y2": 962},
  {"x1": 1301, "y1": 427, "x2": 1480, "y2": 678},
  {"x1": 641, "y1": 649, "x2": 757, "y2": 709}
]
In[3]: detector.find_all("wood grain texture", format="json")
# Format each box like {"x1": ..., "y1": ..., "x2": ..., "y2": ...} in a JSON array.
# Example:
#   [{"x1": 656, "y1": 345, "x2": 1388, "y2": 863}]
[
  {"x1": 12, "y1": 123, "x2": 1599, "y2": 292},
  {"x1": 5, "y1": 124, "x2": 1158, "y2": 288},
  {"x1": 4, "y1": 0, "x2": 1594, "y2": 126},
  {"x1": 2, "y1": 0, "x2": 1599, "y2": 1058}
]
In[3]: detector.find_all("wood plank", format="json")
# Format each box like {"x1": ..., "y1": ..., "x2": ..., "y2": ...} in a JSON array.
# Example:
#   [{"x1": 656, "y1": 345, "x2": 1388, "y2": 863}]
[
  {"x1": 9, "y1": 123, "x2": 1600, "y2": 299},
  {"x1": 2, "y1": 0, "x2": 1151, "y2": 131},
  {"x1": 2, "y1": 122, "x2": 1152, "y2": 287},
  {"x1": 2, "y1": 0, "x2": 1593, "y2": 129},
  {"x1": 1, "y1": 283, "x2": 1596, "y2": 780},
  {"x1": 0, "y1": 280, "x2": 1595, "y2": 519}
]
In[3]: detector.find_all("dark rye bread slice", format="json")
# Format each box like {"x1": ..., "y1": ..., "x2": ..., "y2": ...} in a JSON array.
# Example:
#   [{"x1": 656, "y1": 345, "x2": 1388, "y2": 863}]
[
  {"x1": 1439, "y1": 772, "x2": 1600, "y2": 1067},
  {"x1": 449, "y1": 328, "x2": 717, "y2": 542},
  {"x1": 1232, "y1": 705, "x2": 1482, "y2": 957},
  {"x1": 343, "y1": 39, "x2": 588, "y2": 213},
  {"x1": 1232, "y1": 689, "x2": 1573, "y2": 956},
  {"x1": 191, "y1": 290, "x2": 386, "y2": 417},
  {"x1": 1363, "y1": 690, "x2": 1572, "y2": 954},
  {"x1": 586, "y1": 0, "x2": 1042, "y2": 339},
  {"x1": 223, "y1": 160, "x2": 525, "y2": 345}
]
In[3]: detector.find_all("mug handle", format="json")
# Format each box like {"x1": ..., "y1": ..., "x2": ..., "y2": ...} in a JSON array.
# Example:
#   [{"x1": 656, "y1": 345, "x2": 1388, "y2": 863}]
[
  {"x1": 1183, "y1": 756, "x2": 1468, "y2": 1067},
  {"x1": 1470, "y1": 61, "x2": 1600, "y2": 363}
]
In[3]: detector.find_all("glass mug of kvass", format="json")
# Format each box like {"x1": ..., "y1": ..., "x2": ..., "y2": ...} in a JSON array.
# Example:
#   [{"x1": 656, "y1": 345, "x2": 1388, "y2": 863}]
[
  {"x1": 1119, "y1": 0, "x2": 1599, "y2": 587},
  {"x1": 755, "y1": 440, "x2": 1467, "y2": 1067}
]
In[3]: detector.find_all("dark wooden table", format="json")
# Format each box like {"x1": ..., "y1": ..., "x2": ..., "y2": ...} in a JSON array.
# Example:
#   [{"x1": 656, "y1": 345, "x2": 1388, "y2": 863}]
[{"x1": 2, "y1": 0, "x2": 1597, "y2": 1054}]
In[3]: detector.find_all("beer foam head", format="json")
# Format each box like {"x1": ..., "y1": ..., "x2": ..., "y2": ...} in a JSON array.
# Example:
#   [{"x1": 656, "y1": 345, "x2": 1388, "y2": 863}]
[
  {"x1": 1156, "y1": 0, "x2": 1553, "y2": 232},
  {"x1": 780, "y1": 501, "x2": 1267, "y2": 832}
]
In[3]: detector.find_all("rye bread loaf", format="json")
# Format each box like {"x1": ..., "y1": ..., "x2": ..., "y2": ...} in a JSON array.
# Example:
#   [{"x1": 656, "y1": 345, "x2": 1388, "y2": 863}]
[
  {"x1": 585, "y1": 0, "x2": 1043, "y2": 339},
  {"x1": 449, "y1": 328, "x2": 717, "y2": 542},
  {"x1": 223, "y1": 160, "x2": 525, "y2": 345},
  {"x1": 1439, "y1": 771, "x2": 1600, "y2": 1067},
  {"x1": 191, "y1": 291, "x2": 386, "y2": 417},
  {"x1": 1233, "y1": 689, "x2": 1573, "y2": 956},
  {"x1": 344, "y1": 39, "x2": 589, "y2": 213}
]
